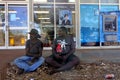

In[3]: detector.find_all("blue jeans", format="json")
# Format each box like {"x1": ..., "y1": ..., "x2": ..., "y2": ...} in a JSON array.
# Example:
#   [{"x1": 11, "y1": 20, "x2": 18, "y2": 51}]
[{"x1": 13, "y1": 56, "x2": 45, "y2": 72}]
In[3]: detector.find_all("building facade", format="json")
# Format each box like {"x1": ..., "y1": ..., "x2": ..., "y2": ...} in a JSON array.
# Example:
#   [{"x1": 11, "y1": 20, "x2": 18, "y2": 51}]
[{"x1": 0, "y1": 0, "x2": 120, "y2": 49}]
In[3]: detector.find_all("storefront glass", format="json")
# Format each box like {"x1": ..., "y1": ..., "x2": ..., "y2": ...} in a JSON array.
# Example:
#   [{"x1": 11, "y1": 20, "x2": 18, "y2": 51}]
[
  {"x1": 8, "y1": 4, "x2": 28, "y2": 27},
  {"x1": 34, "y1": 4, "x2": 54, "y2": 47},
  {"x1": 56, "y1": 4, "x2": 76, "y2": 41},
  {"x1": 80, "y1": 4, "x2": 99, "y2": 46},
  {"x1": 8, "y1": 4, "x2": 28, "y2": 46},
  {"x1": 99, "y1": 5, "x2": 119, "y2": 46},
  {"x1": 9, "y1": 30, "x2": 27, "y2": 46},
  {"x1": 0, "y1": 4, "x2": 5, "y2": 46}
]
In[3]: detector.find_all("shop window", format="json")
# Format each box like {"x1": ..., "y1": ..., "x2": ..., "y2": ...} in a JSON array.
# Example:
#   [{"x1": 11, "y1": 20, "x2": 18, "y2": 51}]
[
  {"x1": 80, "y1": 5, "x2": 99, "y2": 46},
  {"x1": 55, "y1": 4, "x2": 76, "y2": 40},
  {"x1": 0, "y1": 4, "x2": 5, "y2": 46},
  {"x1": 34, "y1": 4, "x2": 54, "y2": 47},
  {"x1": 9, "y1": 30, "x2": 27, "y2": 46},
  {"x1": 8, "y1": 4, "x2": 28, "y2": 27},
  {"x1": 99, "y1": 5, "x2": 120, "y2": 46},
  {"x1": 80, "y1": 0, "x2": 98, "y2": 3}
]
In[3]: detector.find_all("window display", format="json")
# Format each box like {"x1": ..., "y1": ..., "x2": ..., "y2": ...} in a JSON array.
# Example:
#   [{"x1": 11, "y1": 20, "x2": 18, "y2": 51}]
[
  {"x1": 56, "y1": 4, "x2": 76, "y2": 39},
  {"x1": 34, "y1": 4, "x2": 54, "y2": 47}
]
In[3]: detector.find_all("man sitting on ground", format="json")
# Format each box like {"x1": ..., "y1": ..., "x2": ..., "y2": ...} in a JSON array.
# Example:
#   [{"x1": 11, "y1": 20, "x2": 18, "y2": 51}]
[
  {"x1": 13, "y1": 29, "x2": 45, "y2": 74},
  {"x1": 45, "y1": 27, "x2": 80, "y2": 75}
]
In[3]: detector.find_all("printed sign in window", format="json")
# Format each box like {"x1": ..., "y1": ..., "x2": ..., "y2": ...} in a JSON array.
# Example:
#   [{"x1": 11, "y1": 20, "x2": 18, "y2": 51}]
[
  {"x1": 59, "y1": 10, "x2": 72, "y2": 26},
  {"x1": 104, "y1": 34, "x2": 117, "y2": 41}
]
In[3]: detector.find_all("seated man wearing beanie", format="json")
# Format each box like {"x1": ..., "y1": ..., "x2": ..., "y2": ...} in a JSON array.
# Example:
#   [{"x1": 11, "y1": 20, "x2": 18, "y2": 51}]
[
  {"x1": 13, "y1": 29, "x2": 45, "y2": 75},
  {"x1": 45, "y1": 27, "x2": 80, "y2": 75}
]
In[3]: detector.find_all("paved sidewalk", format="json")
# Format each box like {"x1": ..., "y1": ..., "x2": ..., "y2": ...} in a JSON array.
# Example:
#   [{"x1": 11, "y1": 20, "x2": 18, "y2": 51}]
[
  {"x1": 0, "y1": 49, "x2": 120, "y2": 79},
  {"x1": 0, "y1": 49, "x2": 120, "y2": 67}
]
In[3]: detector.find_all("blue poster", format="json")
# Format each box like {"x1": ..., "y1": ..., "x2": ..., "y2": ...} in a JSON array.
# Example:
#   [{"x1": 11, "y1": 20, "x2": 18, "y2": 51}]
[{"x1": 59, "y1": 10, "x2": 72, "y2": 25}]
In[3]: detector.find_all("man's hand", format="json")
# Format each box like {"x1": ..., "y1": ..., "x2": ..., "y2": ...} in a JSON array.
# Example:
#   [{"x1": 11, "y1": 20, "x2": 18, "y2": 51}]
[
  {"x1": 31, "y1": 57, "x2": 39, "y2": 63},
  {"x1": 27, "y1": 57, "x2": 39, "y2": 65}
]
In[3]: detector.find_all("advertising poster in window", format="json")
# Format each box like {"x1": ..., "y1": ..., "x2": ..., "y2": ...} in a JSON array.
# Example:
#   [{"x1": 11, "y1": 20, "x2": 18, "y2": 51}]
[
  {"x1": 103, "y1": 15, "x2": 117, "y2": 32},
  {"x1": 59, "y1": 10, "x2": 72, "y2": 26}
]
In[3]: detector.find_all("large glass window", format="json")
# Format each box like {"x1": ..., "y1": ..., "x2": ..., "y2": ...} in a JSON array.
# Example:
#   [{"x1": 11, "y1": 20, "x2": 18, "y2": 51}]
[
  {"x1": 0, "y1": 4, "x2": 28, "y2": 47},
  {"x1": 0, "y1": 4, "x2": 5, "y2": 46},
  {"x1": 8, "y1": 4, "x2": 28, "y2": 27},
  {"x1": 99, "y1": 5, "x2": 119, "y2": 46},
  {"x1": 8, "y1": 4, "x2": 28, "y2": 46},
  {"x1": 80, "y1": 4, "x2": 99, "y2": 46},
  {"x1": 55, "y1": 4, "x2": 76, "y2": 41},
  {"x1": 34, "y1": 4, "x2": 54, "y2": 47}
]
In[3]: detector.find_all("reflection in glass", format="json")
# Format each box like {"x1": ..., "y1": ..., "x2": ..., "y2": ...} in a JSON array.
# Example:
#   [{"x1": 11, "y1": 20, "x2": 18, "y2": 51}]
[
  {"x1": 34, "y1": 4, "x2": 54, "y2": 47},
  {"x1": 9, "y1": 30, "x2": 27, "y2": 46},
  {"x1": 56, "y1": 4, "x2": 76, "y2": 41},
  {"x1": 8, "y1": 4, "x2": 28, "y2": 27}
]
